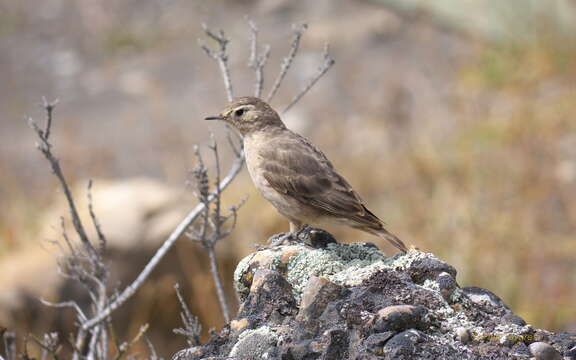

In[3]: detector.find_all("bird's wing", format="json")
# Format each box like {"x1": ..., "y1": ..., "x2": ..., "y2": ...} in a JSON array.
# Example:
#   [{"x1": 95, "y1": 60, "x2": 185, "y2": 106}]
[{"x1": 260, "y1": 133, "x2": 381, "y2": 227}]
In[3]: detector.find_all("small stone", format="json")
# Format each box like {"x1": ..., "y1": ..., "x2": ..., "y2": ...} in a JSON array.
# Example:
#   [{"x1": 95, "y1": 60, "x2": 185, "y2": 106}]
[
  {"x1": 382, "y1": 329, "x2": 425, "y2": 358},
  {"x1": 230, "y1": 318, "x2": 250, "y2": 333},
  {"x1": 297, "y1": 276, "x2": 343, "y2": 322},
  {"x1": 285, "y1": 340, "x2": 318, "y2": 359},
  {"x1": 365, "y1": 332, "x2": 395, "y2": 352},
  {"x1": 373, "y1": 305, "x2": 428, "y2": 332},
  {"x1": 322, "y1": 329, "x2": 349, "y2": 359},
  {"x1": 229, "y1": 326, "x2": 278, "y2": 359},
  {"x1": 437, "y1": 272, "x2": 458, "y2": 302},
  {"x1": 238, "y1": 269, "x2": 297, "y2": 321},
  {"x1": 529, "y1": 342, "x2": 562, "y2": 360},
  {"x1": 462, "y1": 286, "x2": 510, "y2": 310},
  {"x1": 511, "y1": 342, "x2": 531, "y2": 357},
  {"x1": 405, "y1": 255, "x2": 457, "y2": 284},
  {"x1": 503, "y1": 311, "x2": 527, "y2": 326},
  {"x1": 455, "y1": 327, "x2": 471, "y2": 344}
]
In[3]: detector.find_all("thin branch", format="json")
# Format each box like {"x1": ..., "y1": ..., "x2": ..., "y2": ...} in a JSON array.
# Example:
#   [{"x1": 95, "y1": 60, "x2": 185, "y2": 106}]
[
  {"x1": 200, "y1": 24, "x2": 234, "y2": 101},
  {"x1": 266, "y1": 23, "x2": 308, "y2": 102},
  {"x1": 40, "y1": 97, "x2": 58, "y2": 141},
  {"x1": 113, "y1": 324, "x2": 148, "y2": 360},
  {"x1": 39, "y1": 299, "x2": 87, "y2": 323},
  {"x1": 27, "y1": 105, "x2": 99, "y2": 261},
  {"x1": 81, "y1": 152, "x2": 244, "y2": 331},
  {"x1": 173, "y1": 284, "x2": 202, "y2": 346},
  {"x1": 206, "y1": 248, "x2": 229, "y2": 322},
  {"x1": 144, "y1": 336, "x2": 161, "y2": 360},
  {"x1": 30, "y1": 333, "x2": 60, "y2": 360},
  {"x1": 283, "y1": 43, "x2": 335, "y2": 113},
  {"x1": 2, "y1": 330, "x2": 16, "y2": 360},
  {"x1": 247, "y1": 19, "x2": 271, "y2": 98},
  {"x1": 87, "y1": 179, "x2": 107, "y2": 254}
]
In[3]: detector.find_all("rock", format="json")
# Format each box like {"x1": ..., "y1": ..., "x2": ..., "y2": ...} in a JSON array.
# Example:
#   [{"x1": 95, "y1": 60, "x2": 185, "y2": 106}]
[
  {"x1": 365, "y1": 331, "x2": 395, "y2": 354},
  {"x1": 321, "y1": 329, "x2": 349, "y2": 360},
  {"x1": 382, "y1": 329, "x2": 425, "y2": 359},
  {"x1": 372, "y1": 305, "x2": 428, "y2": 332},
  {"x1": 228, "y1": 326, "x2": 278, "y2": 359},
  {"x1": 529, "y1": 342, "x2": 562, "y2": 360},
  {"x1": 237, "y1": 269, "x2": 297, "y2": 324},
  {"x1": 298, "y1": 277, "x2": 344, "y2": 321},
  {"x1": 455, "y1": 327, "x2": 471, "y2": 344},
  {"x1": 230, "y1": 318, "x2": 250, "y2": 333},
  {"x1": 462, "y1": 286, "x2": 510, "y2": 310},
  {"x1": 175, "y1": 234, "x2": 576, "y2": 359},
  {"x1": 436, "y1": 271, "x2": 458, "y2": 302}
]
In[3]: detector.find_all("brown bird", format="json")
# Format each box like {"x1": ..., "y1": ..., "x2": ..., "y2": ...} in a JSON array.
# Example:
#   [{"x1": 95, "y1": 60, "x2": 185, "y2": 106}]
[{"x1": 205, "y1": 97, "x2": 408, "y2": 253}]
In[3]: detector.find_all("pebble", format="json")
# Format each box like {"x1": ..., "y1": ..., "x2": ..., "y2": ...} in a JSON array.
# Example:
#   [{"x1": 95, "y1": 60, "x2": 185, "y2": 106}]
[
  {"x1": 529, "y1": 342, "x2": 562, "y2": 360},
  {"x1": 373, "y1": 304, "x2": 427, "y2": 332},
  {"x1": 455, "y1": 327, "x2": 471, "y2": 344}
]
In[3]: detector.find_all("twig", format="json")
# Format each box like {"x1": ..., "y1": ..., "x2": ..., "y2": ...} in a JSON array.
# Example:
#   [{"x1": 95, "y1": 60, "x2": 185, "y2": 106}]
[
  {"x1": 28, "y1": 117, "x2": 98, "y2": 259},
  {"x1": 39, "y1": 299, "x2": 87, "y2": 323},
  {"x1": 144, "y1": 336, "x2": 161, "y2": 360},
  {"x1": 113, "y1": 324, "x2": 148, "y2": 360},
  {"x1": 266, "y1": 23, "x2": 307, "y2": 102},
  {"x1": 173, "y1": 284, "x2": 202, "y2": 346},
  {"x1": 186, "y1": 139, "x2": 241, "y2": 323},
  {"x1": 247, "y1": 19, "x2": 271, "y2": 98},
  {"x1": 41, "y1": 97, "x2": 58, "y2": 142},
  {"x1": 200, "y1": 24, "x2": 234, "y2": 101},
  {"x1": 81, "y1": 152, "x2": 244, "y2": 331},
  {"x1": 30, "y1": 333, "x2": 60, "y2": 360},
  {"x1": 87, "y1": 179, "x2": 107, "y2": 254},
  {"x1": 283, "y1": 43, "x2": 335, "y2": 113},
  {"x1": 2, "y1": 330, "x2": 16, "y2": 360},
  {"x1": 28, "y1": 100, "x2": 112, "y2": 359}
]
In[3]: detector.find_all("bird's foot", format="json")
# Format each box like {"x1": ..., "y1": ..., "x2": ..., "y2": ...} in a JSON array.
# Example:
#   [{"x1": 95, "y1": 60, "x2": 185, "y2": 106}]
[{"x1": 263, "y1": 226, "x2": 337, "y2": 248}]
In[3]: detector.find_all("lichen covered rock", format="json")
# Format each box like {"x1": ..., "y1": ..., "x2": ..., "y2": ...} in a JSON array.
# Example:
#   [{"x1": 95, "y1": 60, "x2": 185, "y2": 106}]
[{"x1": 173, "y1": 238, "x2": 575, "y2": 359}]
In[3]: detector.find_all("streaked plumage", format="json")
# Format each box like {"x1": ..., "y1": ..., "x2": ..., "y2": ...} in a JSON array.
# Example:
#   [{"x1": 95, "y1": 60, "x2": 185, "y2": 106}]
[{"x1": 205, "y1": 97, "x2": 408, "y2": 253}]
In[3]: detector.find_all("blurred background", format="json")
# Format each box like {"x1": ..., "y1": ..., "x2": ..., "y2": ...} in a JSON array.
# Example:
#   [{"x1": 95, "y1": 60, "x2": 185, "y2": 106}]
[{"x1": 1, "y1": 0, "x2": 575, "y2": 356}]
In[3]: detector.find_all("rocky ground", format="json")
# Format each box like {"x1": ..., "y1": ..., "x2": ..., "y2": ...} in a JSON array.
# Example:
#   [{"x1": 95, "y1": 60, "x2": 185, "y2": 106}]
[{"x1": 172, "y1": 230, "x2": 576, "y2": 360}]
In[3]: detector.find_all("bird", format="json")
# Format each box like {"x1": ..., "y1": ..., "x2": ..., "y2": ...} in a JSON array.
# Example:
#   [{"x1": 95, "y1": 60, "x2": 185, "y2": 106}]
[{"x1": 205, "y1": 97, "x2": 408, "y2": 253}]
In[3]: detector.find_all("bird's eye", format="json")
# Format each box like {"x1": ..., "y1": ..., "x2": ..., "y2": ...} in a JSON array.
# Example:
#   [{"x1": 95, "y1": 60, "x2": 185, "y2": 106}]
[{"x1": 234, "y1": 108, "x2": 245, "y2": 117}]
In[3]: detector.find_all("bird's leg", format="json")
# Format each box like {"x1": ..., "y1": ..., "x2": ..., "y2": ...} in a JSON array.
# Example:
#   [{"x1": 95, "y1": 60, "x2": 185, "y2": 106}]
[
  {"x1": 290, "y1": 220, "x2": 303, "y2": 233},
  {"x1": 267, "y1": 221, "x2": 304, "y2": 246}
]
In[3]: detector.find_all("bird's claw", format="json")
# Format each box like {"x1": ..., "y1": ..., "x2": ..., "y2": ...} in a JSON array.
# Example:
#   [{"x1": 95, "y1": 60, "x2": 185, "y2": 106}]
[{"x1": 263, "y1": 226, "x2": 337, "y2": 248}]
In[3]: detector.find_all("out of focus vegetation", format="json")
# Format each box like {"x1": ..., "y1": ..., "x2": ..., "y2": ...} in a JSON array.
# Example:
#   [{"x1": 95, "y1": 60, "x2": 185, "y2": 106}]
[{"x1": 0, "y1": 0, "x2": 574, "y2": 356}]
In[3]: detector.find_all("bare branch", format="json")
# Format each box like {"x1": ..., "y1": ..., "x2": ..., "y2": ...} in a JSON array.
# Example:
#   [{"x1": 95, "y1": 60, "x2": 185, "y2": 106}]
[
  {"x1": 30, "y1": 333, "x2": 60, "y2": 360},
  {"x1": 206, "y1": 247, "x2": 229, "y2": 322},
  {"x1": 87, "y1": 179, "x2": 107, "y2": 254},
  {"x1": 39, "y1": 299, "x2": 87, "y2": 323},
  {"x1": 40, "y1": 97, "x2": 58, "y2": 142},
  {"x1": 283, "y1": 43, "x2": 335, "y2": 113},
  {"x1": 27, "y1": 103, "x2": 99, "y2": 262},
  {"x1": 173, "y1": 284, "x2": 202, "y2": 347},
  {"x1": 266, "y1": 23, "x2": 308, "y2": 102},
  {"x1": 81, "y1": 152, "x2": 244, "y2": 331},
  {"x1": 2, "y1": 330, "x2": 16, "y2": 360},
  {"x1": 247, "y1": 19, "x2": 271, "y2": 98},
  {"x1": 113, "y1": 324, "x2": 148, "y2": 360},
  {"x1": 200, "y1": 24, "x2": 234, "y2": 101},
  {"x1": 144, "y1": 336, "x2": 161, "y2": 360}
]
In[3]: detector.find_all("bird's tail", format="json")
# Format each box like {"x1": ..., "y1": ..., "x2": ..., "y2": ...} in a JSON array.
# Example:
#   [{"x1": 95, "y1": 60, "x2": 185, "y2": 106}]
[{"x1": 377, "y1": 228, "x2": 409, "y2": 253}]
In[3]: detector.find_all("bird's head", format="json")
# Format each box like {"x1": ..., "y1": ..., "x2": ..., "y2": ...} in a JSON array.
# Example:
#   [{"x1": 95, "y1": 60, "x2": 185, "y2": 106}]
[{"x1": 205, "y1": 97, "x2": 284, "y2": 136}]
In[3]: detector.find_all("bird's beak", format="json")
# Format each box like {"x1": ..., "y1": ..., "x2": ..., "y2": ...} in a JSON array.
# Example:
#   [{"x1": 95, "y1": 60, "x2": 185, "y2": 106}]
[{"x1": 205, "y1": 115, "x2": 224, "y2": 121}]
